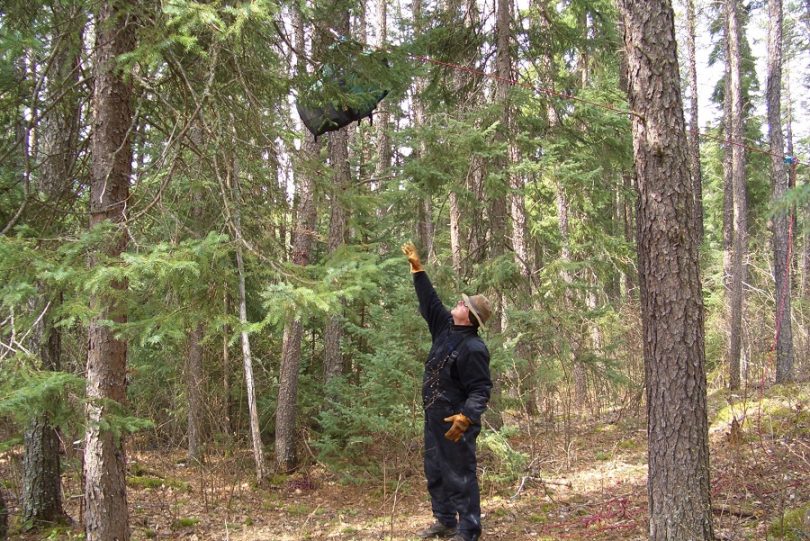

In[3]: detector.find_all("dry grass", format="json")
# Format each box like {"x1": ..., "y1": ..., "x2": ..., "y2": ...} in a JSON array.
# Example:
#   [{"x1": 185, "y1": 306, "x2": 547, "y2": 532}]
[{"x1": 2, "y1": 382, "x2": 808, "y2": 540}]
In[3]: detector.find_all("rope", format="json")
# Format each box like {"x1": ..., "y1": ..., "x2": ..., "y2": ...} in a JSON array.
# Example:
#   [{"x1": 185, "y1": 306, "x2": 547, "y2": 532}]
[
  {"x1": 410, "y1": 54, "x2": 806, "y2": 169},
  {"x1": 412, "y1": 54, "x2": 644, "y2": 120},
  {"x1": 410, "y1": 53, "x2": 804, "y2": 400}
]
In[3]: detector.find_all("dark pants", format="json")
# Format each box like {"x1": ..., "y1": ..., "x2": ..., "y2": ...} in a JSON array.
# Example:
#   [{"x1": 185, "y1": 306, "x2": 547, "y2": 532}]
[{"x1": 424, "y1": 409, "x2": 482, "y2": 541}]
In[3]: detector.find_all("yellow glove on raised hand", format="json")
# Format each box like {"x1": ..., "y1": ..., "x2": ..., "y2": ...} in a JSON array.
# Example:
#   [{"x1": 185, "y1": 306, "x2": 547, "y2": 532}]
[
  {"x1": 401, "y1": 241, "x2": 424, "y2": 273},
  {"x1": 443, "y1": 413, "x2": 471, "y2": 442}
]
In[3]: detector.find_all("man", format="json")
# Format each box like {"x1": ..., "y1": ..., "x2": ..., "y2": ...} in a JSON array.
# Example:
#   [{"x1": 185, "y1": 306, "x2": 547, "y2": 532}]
[{"x1": 402, "y1": 242, "x2": 493, "y2": 541}]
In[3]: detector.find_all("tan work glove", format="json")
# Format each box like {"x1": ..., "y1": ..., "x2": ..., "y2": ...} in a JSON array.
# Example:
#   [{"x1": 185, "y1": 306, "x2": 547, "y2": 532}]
[
  {"x1": 443, "y1": 413, "x2": 471, "y2": 442},
  {"x1": 401, "y1": 241, "x2": 424, "y2": 273}
]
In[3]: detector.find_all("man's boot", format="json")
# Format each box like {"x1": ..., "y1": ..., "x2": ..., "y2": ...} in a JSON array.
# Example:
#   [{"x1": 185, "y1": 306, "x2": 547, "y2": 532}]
[{"x1": 417, "y1": 521, "x2": 457, "y2": 538}]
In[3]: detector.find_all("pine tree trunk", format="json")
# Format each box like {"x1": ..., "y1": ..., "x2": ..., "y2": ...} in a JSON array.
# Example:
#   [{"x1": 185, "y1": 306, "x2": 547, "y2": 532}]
[
  {"x1": 489, "y1": 0, "x2": 511, "y2": 334},
  {"x1": 0, "y1": 487, "x2": 7, "y2": 541},
  {"x1": 275, "y1": 209, "x2": 317, "y2": 471},
  {"x1": 231, "y1": 164, "x2": 268, "y2": 482},
  {"x1": 23, "y1": 416, "x2": 63, "y2": 527},
  {"x1": 324, "y1": 126, "x2": 350, "y2": 384},
  {"x1": 374, "y1": 0, "x2": 391, "y2": 195},
  {"x1": 186, "y1": 323, "x2": 205, "y2": 462},
  {"x1": 445, "y1": 0, "x2": 482, "y2": 279},
  {"x1": 556, "y1": 181, "x2": 586, "y2": 406},
  {"x1": 222, "y1": 292, "x2": 233, "y2": 436},
  {"x1": 324, "y1": 7, "x2": 351, "y2": 386},
  {"x1": 23, "y1": 4, "x2": 82, "y2": 522},
  {"x1": 616, "y1": 18, "x2": 637, "y2": 299},
  {"x1": 496, "y1": 0, "x2": 529, "y2": 289},
  {"x1": 726, "y1": 0, "x2": 746, "y2": 391},
  {"x1": 412, "y1": 0, "x2": 436, "y2": 263},
  {"x1": 767, "y1": 0, "x2": 794, "y2": 383},
  {"x1": 622, "y1": 170, "x2": 637, "y2": 297},
  {"x1": 277, "y1": 316, "x2": 305, "y2": 472},
  {"x1": 450, "y1": 191, "x2": 462, "y2": 274},
  {"x1": 686, "y1": 0, "x2": 704, "y2": 242},
  {"x1": 275, "y1": 6, "x2": 321, "y2": 473},
  {"x1": 84, "y1": 2, "x2": 135, "y2": 539},
  {"x1": 24, "y1": 295, "x2": 65, "y2": 526},
  {"x1": 783, "y1": 77, "x2": 806, "y2": 303},
  {"x1": 617, "y1": 1, "x2": 714, "y2": 539},
  {"x1": 722, "y1": 60, "x2": 734, "y2": 297}
]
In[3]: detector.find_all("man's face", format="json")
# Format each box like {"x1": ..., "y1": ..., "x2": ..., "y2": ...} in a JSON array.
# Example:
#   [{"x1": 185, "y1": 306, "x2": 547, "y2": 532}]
[{"x1": 451, "y1": 299, "x2": 473, "y2": 325}]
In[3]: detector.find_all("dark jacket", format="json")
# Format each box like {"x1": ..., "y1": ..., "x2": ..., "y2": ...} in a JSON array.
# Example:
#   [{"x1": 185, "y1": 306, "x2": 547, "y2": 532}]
[{"x1": 413, "y1": 271, "x2": 492, "y2": 423}]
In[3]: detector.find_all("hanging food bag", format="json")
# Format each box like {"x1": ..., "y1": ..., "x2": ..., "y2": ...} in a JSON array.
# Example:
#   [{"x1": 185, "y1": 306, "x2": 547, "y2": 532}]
[{"x1": 296, "y1": 41, "x2": 389, "y2": 140}]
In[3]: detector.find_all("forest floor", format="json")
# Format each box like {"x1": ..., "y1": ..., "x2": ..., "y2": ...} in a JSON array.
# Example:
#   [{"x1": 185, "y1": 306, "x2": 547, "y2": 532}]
[{"x1": 2, "y1": 382, "x2": 809, "y2": 541}]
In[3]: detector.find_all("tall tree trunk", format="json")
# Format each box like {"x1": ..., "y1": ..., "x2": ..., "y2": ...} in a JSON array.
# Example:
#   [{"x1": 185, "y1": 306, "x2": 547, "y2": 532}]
[
  {"x1": 726, "y1": 0, "x2": 746, "y2": 391},
  {"x1": 231, "y1": 158, "x2": 269, "y2": 483},
  {"x1": 323, "y1": 8, "x2": 351, "y2": 386},
  {"x1": 186, "y1": 323, "x2": 205, "y2": 462},
  {"x1": 450, "y1": 191, "x2": 462, "y2": 273},
  {"x1": 446, "y1": 0, "x2": 482, "y2": 279},
  {"x1": 0, "y1": 487, "x2": 7, "y2": 541},
  {"x1": 235, "y1": 243, "x2": 266, "y2": 481},
  {"x1": 222, "y1": 292, "x2": 233, "y2": 436},
  {"x1": 24, "y1": 295, "x2": 65, "y2": 526},
  {"x1": 84, "y1": 2, "x2": 135, "y2": 539},
  {"x1": 412, "y1": 0, "x2": 436, "y2": 263},
  {"x1": 616, "y1": 16, "x2": 636, "y2": 300},
  {"x1": 374, "y1": 0, "x2": 391, "y2": 200},
  {"x1": 186, "y1": 134, "x2": 208, "y2": 459},
  {"x1": 722, "y1": 58, "x2": 734, "y2": 294},
  {"x1": 24, "y1": 3, "x2": 83, "y2": 525},
  {"x1": 497, "y1": 0, "x2": 538, "y2": 412},
  {"x1": 276, "y1": 132, "x2": 319, "y2": 471},
  {"x1": 686, "y1": 0, "x2": 704, "y2": 242},
  {"x1": 616, "y1": 19, "x2": 636, "y2": 296},
  {"x1": 275, "y1": 5, "x2": 321, "y2": 473},
  {"x1": 783, "y1": 74, "x2": 805, "y2": 302},
  {"x1": 489, "y1": 0, "x2": 511, "y2": 334},
  {"x1": 556, "y1": 180, "x2": 586, "y2": 406},
  {"x1": 622, "y1": 169, "x2": 637, "y2": 298},
  {"x1": 767, "y1": 0, "x2": 794, "y2": 383},
  {"x1": 324, "y1": 128, "x2": 350, "y2": 384},
  {"x1": 617, "y1": 1, "x2": 714, "y2": 539}
]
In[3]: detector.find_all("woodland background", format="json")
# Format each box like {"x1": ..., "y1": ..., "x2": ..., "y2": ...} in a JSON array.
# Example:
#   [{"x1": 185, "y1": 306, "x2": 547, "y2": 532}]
[{"x1": 0, "y1": 0, "x2": 809, "y2": 539}]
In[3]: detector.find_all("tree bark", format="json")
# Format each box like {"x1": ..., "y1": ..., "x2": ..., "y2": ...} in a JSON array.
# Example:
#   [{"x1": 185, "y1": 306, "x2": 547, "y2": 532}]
[
  {"x1": 767, "y1": 0, "x2": 794, "y2": 383},
  {"x1": 24, "y1": 295, "x2": 65, "y2": 526},
  {"x1": 686, "y1": 0, "x2": 704, "y2": 243},
  {"x1": 231, "y1": 163, "x2": 269, "y2": 483},
  {"x1": 617, "y1": 1, "x2": 714, "y2": 539},
  {"x1": 84, "y1": 1, "x2": 135, "y2": 539},
  {"x1": 488, "y1": 0, "x2": 511, "y2": 334},
  {"x1": 374, "y1": 0, "x2": 392, "y2": 225},
  {"x1": 275, "y1": 5, "x2": 321, "y2": 473},
  {"x1": 616, "y1": 39, "x2": 637, "y2": 299},
  {"x1": 722, "y1": 56, "x2": 734, "y2": 295},
  {"x1": 186, "y1": 323, "x2": 205, "y2": 462},
  {"x1": 0, "y1": 487, "x2": 7, "y2": 541},
  {"x1": 450, "y1": 190, "x2": 462, "y2": 274},
  {"x1": 23, "y1": 416, "x2": 63, "y2": 527},
  {"x1": 412, "y1": 0, "x2": 436, "y2": 264},
  {"x1": 726, "y1": 0, "x2": 746, "y2": 391},
  {"x1": 222, "y1": 292, "x2": 233, "y2": 436},
  {"x1": 324, "y1": 125, "x2": 350, "y2": 384},
  {"x1": 23, "y1": 3, "x2": 83, "y2": 524},
  {"x1": 323, "y1": 7, "x2": 351, "y2": 390},
  {"x1": 556, "y1": 180, "x2": 586, "y2": 406}
]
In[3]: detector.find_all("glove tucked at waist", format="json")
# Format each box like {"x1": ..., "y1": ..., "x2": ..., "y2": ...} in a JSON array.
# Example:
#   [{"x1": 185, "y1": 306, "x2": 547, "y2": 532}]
[{"x1": 443, "y1": 413, "x2": 471, "y2": 442}]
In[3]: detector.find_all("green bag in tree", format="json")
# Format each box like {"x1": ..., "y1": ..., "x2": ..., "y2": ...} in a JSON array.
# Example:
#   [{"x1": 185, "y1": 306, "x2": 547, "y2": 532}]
[{"x1": 296, "y1": 40, "x2": 389, "y2": 140}]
